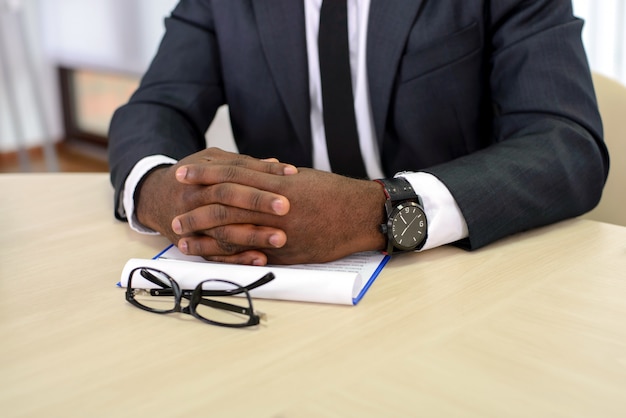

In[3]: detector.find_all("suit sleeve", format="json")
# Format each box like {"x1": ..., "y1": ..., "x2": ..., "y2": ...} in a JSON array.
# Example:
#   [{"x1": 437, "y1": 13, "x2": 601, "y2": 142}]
[
  {"x1": 424, "y1": 0, "x2": 609, "y2": 249},
  {"x1": 107, "y1": 1, "x2": 224, "y2": 220}
]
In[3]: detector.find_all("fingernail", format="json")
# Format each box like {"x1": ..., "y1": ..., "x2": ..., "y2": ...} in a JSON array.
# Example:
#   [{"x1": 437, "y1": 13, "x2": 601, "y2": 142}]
[
  {"x1": 178, "y1": 240, "x2": 188, "y2": 254},
  {"x1": 271, "y1": 198, "x2": 287, "y2": 215},
  {"x1": 175, "y1": 167, "x2": 188, "y2": 181},
  {"x1": 284, "y1": 165, "x2": 298, "y2": 175},
  {"x1": 269, "y1": 233, "x2": 284, "y2": 248},
  {"x1": 252, "y1": 258, "x2": 265, "y2": 266},
  {"x1": 172, "y1": 219, "x2": 182, "y2": 234}
]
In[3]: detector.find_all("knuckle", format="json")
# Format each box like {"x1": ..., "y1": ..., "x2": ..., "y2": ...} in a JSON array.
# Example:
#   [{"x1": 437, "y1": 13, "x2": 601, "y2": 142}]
[
  {"x1": 182, "y1": 214, "x2": 200, "y2": 233},
  {"x1": 220, "y1": 165, "x2": 240, "y2": 182},
  {"x1": 189, "y1": 236, "x2": 227, "y2": 256},
  {"x1": 249, "y1": 192, "x2": 264, "y2": 211},
  {"x1": 264, "y1": 161, "x2": 284, "y2": 175},
  {"x1": 230, "y1": 157, "x2": 248, "y2": 167},
  {"x1": 217, "y1": 239, "x2": 237, "y2": 254},
  {"x1": 189, "y1": 238, "x2": 207, "y2": 255},
  {"x1": 211, "y1": 205, "x2": 230, "y2": 224},
  {"x1": 180, "y1": 187, "x2": 198, "y2": 208},
  {"x1": 206, "y1": 147, "x2": 220, "y2": 156},
  {"x1": 209, "y1": 226, "x2": 229, "y2": 242},
  {"x1": 181, "y1": 185, "x2": 211, "y2": 210},
  {"x1": 245, "y1": 229, "x2": 260, "y2": 247},
  {"x1": 208, "y1": 184, "x2": 223, "y2": 202},
  {"x1": 207, "y1": 224, "x2": 262, "y2": 250}
]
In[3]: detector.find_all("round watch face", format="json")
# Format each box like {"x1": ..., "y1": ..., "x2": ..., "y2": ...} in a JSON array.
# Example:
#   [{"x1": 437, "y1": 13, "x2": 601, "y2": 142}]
[{"x1": 390, "y1": 202, "x2": 427, "y2": 251}]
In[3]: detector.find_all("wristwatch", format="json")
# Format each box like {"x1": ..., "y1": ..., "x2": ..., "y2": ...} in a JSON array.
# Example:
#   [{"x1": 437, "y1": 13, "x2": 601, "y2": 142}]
[{"x1": 375, "y1": 177, "x2": 428, "y2": 254}]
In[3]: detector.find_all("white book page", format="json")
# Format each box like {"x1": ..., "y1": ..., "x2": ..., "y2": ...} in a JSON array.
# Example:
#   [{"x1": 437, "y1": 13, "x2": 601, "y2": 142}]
[{"x1": 120, "y1": 247, "x2": 387, "y2": 305}]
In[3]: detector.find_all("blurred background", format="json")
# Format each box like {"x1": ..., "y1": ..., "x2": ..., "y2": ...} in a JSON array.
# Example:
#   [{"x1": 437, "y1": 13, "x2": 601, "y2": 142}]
[{"x1": 1, "y1": 0, "x2": 625, "y2": 173}]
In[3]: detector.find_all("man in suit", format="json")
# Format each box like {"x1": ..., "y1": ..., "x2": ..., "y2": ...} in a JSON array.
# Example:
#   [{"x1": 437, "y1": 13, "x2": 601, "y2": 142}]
[{"x1": 108, "y1": 0, "x2": 609, "y2": 266}]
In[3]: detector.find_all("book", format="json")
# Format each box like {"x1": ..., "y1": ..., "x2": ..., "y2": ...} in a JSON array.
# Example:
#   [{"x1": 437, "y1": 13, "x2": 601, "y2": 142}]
[{"x1": 119, "y1": 245, "x2": 389, "y2": 305}]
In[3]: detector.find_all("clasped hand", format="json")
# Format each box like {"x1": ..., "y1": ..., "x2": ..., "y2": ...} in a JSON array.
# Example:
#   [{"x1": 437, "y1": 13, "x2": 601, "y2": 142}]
[{"x1": 136, "y1": 148, "x2": 386, "y2": 265}]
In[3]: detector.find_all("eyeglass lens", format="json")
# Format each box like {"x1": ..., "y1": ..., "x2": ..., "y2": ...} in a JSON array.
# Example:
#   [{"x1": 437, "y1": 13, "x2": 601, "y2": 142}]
[
  {"x1": 128, "y1": 268, "x2": 257, "y2": 326},
  {"x1": 130, "y1": 269, "x2": 177, "y2": 312}
]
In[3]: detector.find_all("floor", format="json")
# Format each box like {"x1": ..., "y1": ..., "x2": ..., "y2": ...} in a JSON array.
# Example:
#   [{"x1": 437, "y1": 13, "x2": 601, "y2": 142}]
[{"x1": 0, "y1": 141, "x2": 108, "y2": 173}]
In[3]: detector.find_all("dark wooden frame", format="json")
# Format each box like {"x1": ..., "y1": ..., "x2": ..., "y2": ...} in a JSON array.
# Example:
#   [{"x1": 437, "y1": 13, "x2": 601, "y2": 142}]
[{"x1": 58, "y1": 66, "x2": 110, "y2": 146}]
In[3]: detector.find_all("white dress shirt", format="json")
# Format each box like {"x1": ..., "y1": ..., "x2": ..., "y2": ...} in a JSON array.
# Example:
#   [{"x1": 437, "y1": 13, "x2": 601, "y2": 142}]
[{"x1": 122, "y1": 0, "x2": 469, "y2": 249}]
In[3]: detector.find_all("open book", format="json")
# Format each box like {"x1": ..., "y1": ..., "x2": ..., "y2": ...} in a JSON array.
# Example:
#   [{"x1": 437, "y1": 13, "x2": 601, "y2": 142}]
[{"x1": 119, "y1": 245, "x2": 389, "y2": 305}]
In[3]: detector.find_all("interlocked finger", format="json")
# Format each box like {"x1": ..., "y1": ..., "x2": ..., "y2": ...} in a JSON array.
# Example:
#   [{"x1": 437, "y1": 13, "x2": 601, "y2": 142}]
[
  {"x1": 176, "y1": 163, "x2": 289, "y2": 193},
  {"x1": 196, "y1": 183, "x2": 289, "y2": 216},
  {"x1": 176, "y1": 234, "x2": 270, "y2": 266}
]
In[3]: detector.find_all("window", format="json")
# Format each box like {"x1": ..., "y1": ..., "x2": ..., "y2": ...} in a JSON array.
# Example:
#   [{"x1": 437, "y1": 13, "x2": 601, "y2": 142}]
[{"x1": 59, "y1": 67, "x2": 139, "y2": 145}]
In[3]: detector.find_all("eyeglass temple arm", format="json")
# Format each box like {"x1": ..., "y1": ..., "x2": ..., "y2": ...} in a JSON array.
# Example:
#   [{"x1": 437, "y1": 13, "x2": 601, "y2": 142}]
[
  {"x1": 200, "y1": 272, "x2": 276, "y2": 296},
  {"x1": 147, "y1": 272, "x2": 276, "y2": 297},
  {"x1": 195, "y1": 297, "x2": 255, "y2": 316},
  {"x1": 140, "y1": 268, "x2": 171, "y2": 288},
  {"x1": 141, "y1": 286, "x2": 255, "y2": 316}
]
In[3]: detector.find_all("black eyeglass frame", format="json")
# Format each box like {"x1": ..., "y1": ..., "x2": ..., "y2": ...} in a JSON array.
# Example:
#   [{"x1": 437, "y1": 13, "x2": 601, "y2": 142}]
[{"x1": 125, "y1": 267, "x2": 275, "y2": 328}]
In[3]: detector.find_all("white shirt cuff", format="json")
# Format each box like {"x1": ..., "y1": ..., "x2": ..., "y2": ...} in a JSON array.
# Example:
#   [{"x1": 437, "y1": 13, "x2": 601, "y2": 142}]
[
  {"x1": 395, "y1": 172, "x2": 469, "y2": 250},
  {"x1": 122, "y1": 155, "x2": 178, "y2": 234}
]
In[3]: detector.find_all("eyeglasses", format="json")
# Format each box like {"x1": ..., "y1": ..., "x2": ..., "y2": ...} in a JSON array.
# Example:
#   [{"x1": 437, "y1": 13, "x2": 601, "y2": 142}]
[{"x1": 125, "y1": 267, "x2": 275, "y2": 328}]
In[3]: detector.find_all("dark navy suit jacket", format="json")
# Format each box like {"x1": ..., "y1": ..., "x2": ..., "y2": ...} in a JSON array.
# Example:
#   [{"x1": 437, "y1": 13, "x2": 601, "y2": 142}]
[{"x1": 109, "y1": 0, "x2": 609, "y2": 249}]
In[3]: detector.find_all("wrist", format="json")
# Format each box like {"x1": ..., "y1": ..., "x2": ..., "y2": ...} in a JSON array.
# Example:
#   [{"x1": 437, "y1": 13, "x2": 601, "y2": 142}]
[
  {"x1": 360, "y1": 179, "x2": 387, "y2": 252},
  {"x1": 135, "y1": 165, "x2": 174, "y2": 233}
]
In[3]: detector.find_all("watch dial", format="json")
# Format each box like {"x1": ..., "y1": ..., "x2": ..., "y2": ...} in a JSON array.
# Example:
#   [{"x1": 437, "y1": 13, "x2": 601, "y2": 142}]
[{"x1": 391, "y1": 203, "x2": 427, "y2": 250}]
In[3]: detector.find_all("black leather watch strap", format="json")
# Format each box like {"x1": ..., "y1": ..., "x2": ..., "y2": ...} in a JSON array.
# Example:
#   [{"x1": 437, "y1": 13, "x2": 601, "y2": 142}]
[{"x1": 375, "y1": 177, "x2": 416, "y2": 203}]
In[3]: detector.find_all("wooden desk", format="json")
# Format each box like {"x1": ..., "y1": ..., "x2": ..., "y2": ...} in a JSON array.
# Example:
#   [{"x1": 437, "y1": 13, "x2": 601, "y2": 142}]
[{"x1": 1, "y1": 173, "x2": 625, "y2": 417}]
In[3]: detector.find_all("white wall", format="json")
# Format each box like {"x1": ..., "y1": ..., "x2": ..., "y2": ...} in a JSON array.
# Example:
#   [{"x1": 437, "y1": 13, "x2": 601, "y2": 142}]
[
  {"x1": 572, "y1": 0, "x2": 626, "y2": 83},
  {"x1": 39, "y1": 0, "x2": 178, "y2": 73}
]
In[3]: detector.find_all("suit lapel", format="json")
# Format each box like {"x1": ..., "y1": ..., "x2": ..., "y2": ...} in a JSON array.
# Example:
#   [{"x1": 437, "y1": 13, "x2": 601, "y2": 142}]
[
  {"x1": 252, "y1": 0, "x2": 423, "y2": 153},
  {"x1": 367, "y1": 0, "x2": 424, "y2": 144},
  {"x1": 252, "y1": 1, "x2": 311, "y2": 152}
]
